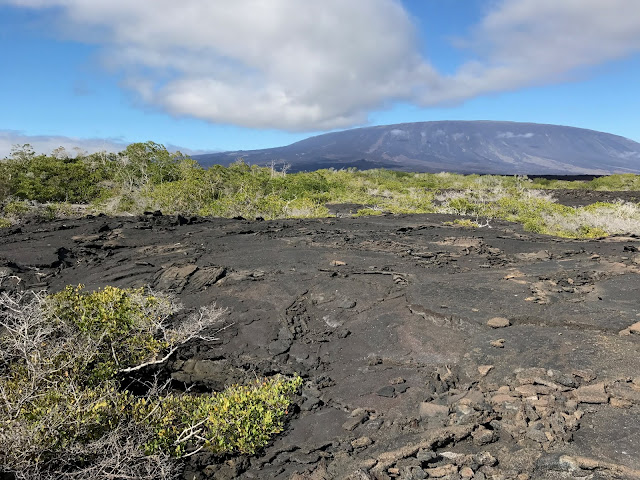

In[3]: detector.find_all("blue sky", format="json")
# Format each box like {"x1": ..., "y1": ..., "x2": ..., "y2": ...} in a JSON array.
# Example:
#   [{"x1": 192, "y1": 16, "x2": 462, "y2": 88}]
[{"x1": 1, "y1": 0, "x2": 639, "y2": 157}]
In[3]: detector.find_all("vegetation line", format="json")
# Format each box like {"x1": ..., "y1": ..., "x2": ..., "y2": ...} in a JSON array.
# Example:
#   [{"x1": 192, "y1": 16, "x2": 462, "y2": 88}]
[{"x1": 2, "y1": 142, "x2": 640, "y2": 238}]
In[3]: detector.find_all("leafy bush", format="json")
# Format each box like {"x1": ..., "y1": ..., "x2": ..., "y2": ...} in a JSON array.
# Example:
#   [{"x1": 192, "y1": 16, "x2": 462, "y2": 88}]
[
  {"x1": 3, "y1": 155, "x2": 106, "y2": 203},
  {"x1": 452, "y1": 218, "x2": 480, "y2": 228},
  {"x1": 0, "y1": 284, "x2": 300, "y2": 479},
  {"x1": 48, "y1": 285, "x2": 178, "y2": 383},
  {"x1": 354, "y1": 208, "x2": 383, "y2": 217},
  {"x1": 587, "y1": 174, "x2": 640, "y2": 191},
  {"x1": 138, "y1": 376, "x2": 302, "y2": 457},
  {"x1": 3, "y1": 199, "x2": 31, "y2": 216}
]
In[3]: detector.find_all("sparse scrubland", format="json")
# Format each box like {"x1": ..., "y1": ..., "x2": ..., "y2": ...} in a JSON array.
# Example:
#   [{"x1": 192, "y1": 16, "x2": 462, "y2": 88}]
[
  {"x1": 0, "y1": 281, "x2": 301, "y2": 479},
  {"x1": 2, "y1": 142, "x2": 640, "y2": 238}
]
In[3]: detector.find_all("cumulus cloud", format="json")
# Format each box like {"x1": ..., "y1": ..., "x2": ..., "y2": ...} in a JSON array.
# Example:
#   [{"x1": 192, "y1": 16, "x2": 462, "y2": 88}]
[
  {"x1": 3, "y1": 0, "x2": 640, "y2": 130},
  {"x1": 4, "y1": 0, "x2": 436, "y2": 131}
]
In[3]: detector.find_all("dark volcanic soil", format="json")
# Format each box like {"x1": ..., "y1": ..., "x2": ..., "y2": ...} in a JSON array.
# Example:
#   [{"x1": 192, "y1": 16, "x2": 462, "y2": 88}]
[
  {"x1": 551, "y1": 189, "x2": 640, "y2": 207},
  {"x1": 1, "y1": 210, "x2": 640, "y2": 480}
]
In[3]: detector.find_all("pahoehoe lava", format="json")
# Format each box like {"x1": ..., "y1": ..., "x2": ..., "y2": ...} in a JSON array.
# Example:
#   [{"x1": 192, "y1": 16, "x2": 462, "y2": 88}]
[{"x1": 1, "y1": 208, "x2": 639, "y2": 479}]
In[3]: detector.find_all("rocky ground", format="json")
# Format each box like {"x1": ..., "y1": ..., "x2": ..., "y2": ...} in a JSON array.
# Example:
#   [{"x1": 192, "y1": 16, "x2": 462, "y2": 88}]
[
  {"x1": 1, "y1": 198, "x2": 640, "y2": 479},
  {"x1": 549, "y1": 189, "x2": 640, "y2": 208}
]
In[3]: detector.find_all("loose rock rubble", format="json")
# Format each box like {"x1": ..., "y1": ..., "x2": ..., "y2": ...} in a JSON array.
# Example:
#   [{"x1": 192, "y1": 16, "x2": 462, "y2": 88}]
[{"x1": 316, "y1": 367, "x2": 640, "y2": 480}]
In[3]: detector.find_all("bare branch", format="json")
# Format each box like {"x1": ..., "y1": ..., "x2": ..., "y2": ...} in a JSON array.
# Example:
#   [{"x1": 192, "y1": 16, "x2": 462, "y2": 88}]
[{"x1": 120, "y1": 321, "x2": 233, "y2": 374}]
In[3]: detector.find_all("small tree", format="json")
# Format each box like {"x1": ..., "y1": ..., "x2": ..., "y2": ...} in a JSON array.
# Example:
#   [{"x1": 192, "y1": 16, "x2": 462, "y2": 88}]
[
  {"x1": 113, "y1": 142, "x2": 184, "y2": 192},
  {"x1": 9, "y1": 143, "x2": 36, "y2": 163}
]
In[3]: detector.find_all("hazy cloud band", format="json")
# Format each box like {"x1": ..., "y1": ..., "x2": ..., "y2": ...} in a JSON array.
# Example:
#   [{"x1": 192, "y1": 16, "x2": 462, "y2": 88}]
[{"x1": 0, "y1": 131, "x2": 205, "y2": 158}]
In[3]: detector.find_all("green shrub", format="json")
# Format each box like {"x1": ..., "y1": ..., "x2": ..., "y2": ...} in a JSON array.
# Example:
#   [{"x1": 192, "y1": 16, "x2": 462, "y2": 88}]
[
  {"x1": 446, "y1": 197, "x2": 483, "y2": 216},
  {"x1": 355, "y1": 208, "x2": 383, "y2": 216},
  {"x1": 48, "y1": 285, "x2": 175, "y2": 383},
  {"x1": 5, "y1": 155, "x2": 106, "y2": 203},
  {"x1": 283, "y1": 197, "x2": 330, "y2": 218},
  {"x1": 452, "y1": 218, "x2": 480, "y2": 228},
  {"x1": 0, "y1": 285, "x2": 300, "y2": 478},
  {"x1": 588, "y1": 174, "x2": 640, "y2": 191},
  {"x1": 3, "y1": 199, "x2": 31, "y2": 217},
  {"x1": 42, "y1": 202, "x2": 73, "y2": 220},
  {"x1": 117, "y1": 194, "x2": 139, "y2": 212},
  {"x1": 138, "y1": 375, "x2": 302, "y2": 457}
]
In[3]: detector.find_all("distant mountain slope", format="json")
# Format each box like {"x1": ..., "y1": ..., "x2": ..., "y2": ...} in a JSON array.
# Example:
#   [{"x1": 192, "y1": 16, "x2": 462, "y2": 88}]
[{"x1": 194, "y1": 121, "x2": 640, "y2": 174}]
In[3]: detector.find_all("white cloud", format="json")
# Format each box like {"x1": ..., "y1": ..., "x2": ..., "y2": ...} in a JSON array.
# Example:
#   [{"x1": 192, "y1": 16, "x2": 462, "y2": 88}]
[
  {"x1": 4, "y1": 0, "x2": 435, "y2": 131},
  {"x1": 420, "y1": 0, "x2": 640, "y2": 104},
  {"x1": 3, "y1": 0, "x2": 640, "y2": 131}
]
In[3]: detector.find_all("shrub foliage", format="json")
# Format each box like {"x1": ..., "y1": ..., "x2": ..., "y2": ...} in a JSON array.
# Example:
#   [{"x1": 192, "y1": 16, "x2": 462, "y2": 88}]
[
  {"x1": 0, "y1": 284, "x2": 301, "y2": 479},
  {"x1": 2, "y1": 142, "x2": 640, "y2": 238}
]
